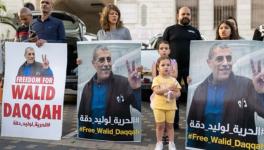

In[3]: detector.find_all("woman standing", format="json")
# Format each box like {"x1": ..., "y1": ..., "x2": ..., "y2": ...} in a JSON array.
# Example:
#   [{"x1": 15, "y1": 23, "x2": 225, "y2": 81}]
[
  {"x1": 215, "y1": 20, "x2": 239, "y2": 40},
  {"x1": 97, "y1": 4, "x2": 132, "y2": 40},
  {"x1": 76, "y1": 4, "x2": 131, "y2": 64}
]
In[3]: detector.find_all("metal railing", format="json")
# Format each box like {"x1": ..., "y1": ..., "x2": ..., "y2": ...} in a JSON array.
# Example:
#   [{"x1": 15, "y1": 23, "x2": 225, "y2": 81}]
[
  {"x1": 214, "y1": 0, "x2": 236, "y2": 28},
  {"x1": 251, "y1": 0, "x2": 264, "y2": 28},
  {"x1": 176, "y1": 0, "x2": 199, "y2": 28}
]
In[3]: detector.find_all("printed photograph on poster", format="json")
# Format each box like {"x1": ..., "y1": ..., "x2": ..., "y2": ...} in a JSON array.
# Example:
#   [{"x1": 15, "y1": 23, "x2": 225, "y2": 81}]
[
  {"x1": 186, "y1": 40, "x2": 264, "y2": 149},
  {"x1": 17, "y1": 47, "x2": 54, "y2": 77},
  {"x1": 77, "y1": 41, "x2": 141, "y2": 142},
  {"x1": 1, "y1": 42, "x2": 67, "y2": 140}
]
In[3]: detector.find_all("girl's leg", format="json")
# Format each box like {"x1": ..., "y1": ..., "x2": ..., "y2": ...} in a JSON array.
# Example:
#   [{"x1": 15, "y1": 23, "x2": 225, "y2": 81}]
[
  {"x1": 166, "y1": 123, "x2": 174, "y2": 142},
  {"x1": 153, "y1": 109, "x2": 166, "y2": 142},
  {"x1": 165, "y1": 110, "x2": 176, "y2": 142},
  {"x1": 156, "y1": 122, "x2": 165, "y2": 142},
  {"x1": 162, "y1": 127, "x2": 169, "y2": 145},
  {"x1": 166, "y1": 113, "x2": 177, "y2": 150}
]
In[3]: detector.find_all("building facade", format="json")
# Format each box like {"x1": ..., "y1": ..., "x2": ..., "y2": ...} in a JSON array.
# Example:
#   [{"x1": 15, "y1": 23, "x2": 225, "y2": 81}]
[
  {"x1": 118, "y1": 0, "x2": 258, "y2": 40},
  {"x1": 1, "y1": 0, "x2": 263, "y2": 41}
]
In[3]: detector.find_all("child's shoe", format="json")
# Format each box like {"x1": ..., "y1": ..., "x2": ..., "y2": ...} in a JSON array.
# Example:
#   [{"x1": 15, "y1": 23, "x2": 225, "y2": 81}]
[
  {"x1": 168, "y1": 141, "x2": 177, "y2": 150},
  {"x1": 154, "y1": 141, "x2": 163, "y2": 150}
]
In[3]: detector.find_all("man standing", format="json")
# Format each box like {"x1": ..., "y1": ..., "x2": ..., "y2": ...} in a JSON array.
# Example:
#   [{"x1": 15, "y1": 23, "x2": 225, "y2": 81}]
[
  {"x1": 15, "y1": 7, "x2": 37, "y2": 42},
  {"x1": 187, "y1": 43, "x2": 264, "y2": 149},
  {"x1": 32, "y1": 0, "x2": 65, "y2": 47},
  {"x1": 78, "y1": 45, "x2": 141, "y2": 141},
  {"x1": 17, "y1": 47, "x2": 53, "y2": 77},
  {"x1": 163, "y1": 6, "x2": 202, "y2": 129}
]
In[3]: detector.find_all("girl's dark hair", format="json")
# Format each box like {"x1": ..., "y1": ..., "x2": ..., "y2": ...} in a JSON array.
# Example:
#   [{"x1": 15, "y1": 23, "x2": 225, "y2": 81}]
[
  {"x1": 156, "y1": 40, "x2": 170, "y2": 50},
  {"x1": 226, "y1": 16, "x2": 241, "y2": 39},
  {"x1": 215, "y1": 20, "x2": 239, "y2": 40},
  {"x1": 156, "y1": 56, "x2": 170, "y2": 72},
  {"x1": 99, "y1": 3, "x2": 123, "y2": 31}
]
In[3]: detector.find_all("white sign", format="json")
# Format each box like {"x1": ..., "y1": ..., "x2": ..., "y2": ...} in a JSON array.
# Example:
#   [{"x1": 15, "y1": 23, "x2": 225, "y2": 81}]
[
  {"x1": 77, "y1": 41, "x2": 142, "y2": 141},
  {"x1": 1, "y1": 42, "x2": 67, "y2": 140}
]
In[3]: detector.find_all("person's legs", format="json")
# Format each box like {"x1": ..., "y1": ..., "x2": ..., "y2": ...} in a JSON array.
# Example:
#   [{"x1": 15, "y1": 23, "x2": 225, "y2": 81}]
[
  {"x1": 166, "y1": 110, "x2": 175, "y2": 141},
  {"x1": 174, "y1": 68, "x2": 189, "y2": 129},
  {"x1": 166, "y1": 123, "x2": 174, "y2": 141},
  {"x1": 153, "y1": 109, "x2": 165, "y2": 150},
  {"x1": 175, "y1": 69, "x2": 183, "y2": 129},
  {"x1": 181, "y1": 68, "x2": 189, "y2": 102},
  {"x1": 174, "y1": 102, "x2": 180, "y2": 129},
  {"x1": 166, "y1": 110, "x2": 177, "y2": 150},
  {"x1": 156, "y1": 122, "x2": 165, "y2": 143},
  {"x1": 162, "y1": 126, "x2": 168, "y2": 145},
  {"x1": 178, "y1": 67, "x2": 189, "y2": 101}
]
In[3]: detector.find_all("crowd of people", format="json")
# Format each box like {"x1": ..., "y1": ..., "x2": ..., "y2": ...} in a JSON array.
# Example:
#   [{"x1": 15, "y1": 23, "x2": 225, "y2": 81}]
[{"x1": 10, "y1": 0, "x2": 264, "y2": 150}]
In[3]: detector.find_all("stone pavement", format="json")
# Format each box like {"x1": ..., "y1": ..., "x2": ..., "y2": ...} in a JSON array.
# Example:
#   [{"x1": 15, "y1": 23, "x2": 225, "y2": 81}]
[{"x1": 0, "y1": 101, "x2": 187, "y2": 150}]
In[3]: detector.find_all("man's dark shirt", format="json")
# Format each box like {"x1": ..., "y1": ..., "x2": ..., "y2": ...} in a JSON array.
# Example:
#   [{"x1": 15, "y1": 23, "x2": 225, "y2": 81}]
[
  {"x1": 163, "y1": 24, "x2": 202, "y2": 69},
  {"x1": 32, "y1": 16, "x2": 65, "y2": 43}
]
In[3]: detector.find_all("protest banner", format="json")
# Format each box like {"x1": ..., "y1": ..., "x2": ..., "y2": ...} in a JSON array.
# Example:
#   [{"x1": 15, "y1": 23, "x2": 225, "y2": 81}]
[
  {"x1": 77, "y1": 41, "x2": 141, "y2": 141},
  {"x1": 1, "y1": 42, "x2": 67, "y2": 140},
  {"x1": 186, "y1": 41, "x2": 264, "y2": 149}
]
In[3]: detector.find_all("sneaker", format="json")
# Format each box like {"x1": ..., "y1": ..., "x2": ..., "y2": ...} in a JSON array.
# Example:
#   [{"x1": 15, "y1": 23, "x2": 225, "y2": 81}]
[
  {"x1": 155, "y1": 141, "x2": 163, "y2": 150},
  {"x1": 168, "y1": 141, "x2": 177, "y2": 150}
]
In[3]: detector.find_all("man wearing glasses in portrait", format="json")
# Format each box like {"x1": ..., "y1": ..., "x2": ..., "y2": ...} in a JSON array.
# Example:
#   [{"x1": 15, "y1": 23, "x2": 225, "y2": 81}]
[
  {"x1": 187, "y1": 43, "x2": 264, "y2": 149},
  {"x1": 17, "y1": 47, "x2": 53, "y2": 77},
  {"x1": 78, "y1": 45, "x2": 141, "y2": 141}
]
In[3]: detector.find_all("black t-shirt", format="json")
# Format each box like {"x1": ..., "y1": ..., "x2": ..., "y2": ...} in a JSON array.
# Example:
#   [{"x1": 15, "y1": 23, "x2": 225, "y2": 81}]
[{"x1": 163, "y1": 24, "x2": 202, "y2": 69}]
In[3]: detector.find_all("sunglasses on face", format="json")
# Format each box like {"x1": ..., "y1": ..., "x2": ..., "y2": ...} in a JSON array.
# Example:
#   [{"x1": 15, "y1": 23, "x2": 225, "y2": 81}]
[
  {"x1": 96, "y1": 57, "x2": 111, "y2": 63},
  {"x1": 215, "y1": 55, "x2": 232, "y2": 63}
]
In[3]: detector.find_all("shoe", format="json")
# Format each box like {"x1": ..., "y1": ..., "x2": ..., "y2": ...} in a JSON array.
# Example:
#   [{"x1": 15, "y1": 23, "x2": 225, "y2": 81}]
[
  {"x1": 154, "y1": 141, "x2": 163, "y2": 150},
  {"x1": 168, "y1": 141, "x2": 177, "y2": 150}
]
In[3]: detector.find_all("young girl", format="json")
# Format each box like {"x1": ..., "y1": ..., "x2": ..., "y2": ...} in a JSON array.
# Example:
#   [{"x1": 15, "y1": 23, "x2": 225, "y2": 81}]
[
  {"x1": 152, "y1": 56, "x2": 181, "y2": 150},
  {"x1": 150, "y1": 40, "x2": 178, "y2": 145},
  {"x1": 152, "y1": 40, "x2": 178, "y2": 79},
  {"x1": 151, "y1": 40, "x2": 178, "y2": 108}
]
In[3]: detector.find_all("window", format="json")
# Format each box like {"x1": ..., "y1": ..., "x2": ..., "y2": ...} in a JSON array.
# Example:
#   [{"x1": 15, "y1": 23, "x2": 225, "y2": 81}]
[
  {"x1": 214, "y1": 0, "x2": 236, "y2": 28},
  {"x1": 176, "y1": 0, "x2": 199, "y2": 28},
  {"x1": 251, "y1": 0, "x2": 264, "y2": 28},
  {"x1": 117, "y1": 3, "x2": 138, "y2": 24}
]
